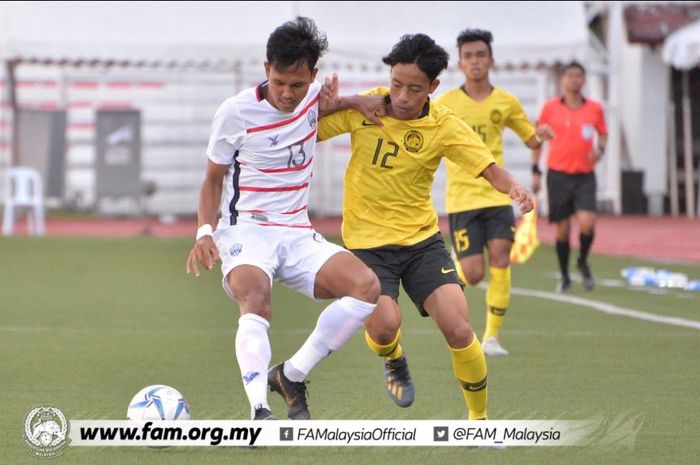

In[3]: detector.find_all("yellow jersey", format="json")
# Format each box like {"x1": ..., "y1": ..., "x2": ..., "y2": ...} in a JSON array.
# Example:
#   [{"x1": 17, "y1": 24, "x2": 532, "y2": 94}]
[
  {"x1": 318, "y1": 88, "x2": 495, "y2": 250},
  {"x1": 435, "y1": 86, "x2": 535, "y2": 213}
]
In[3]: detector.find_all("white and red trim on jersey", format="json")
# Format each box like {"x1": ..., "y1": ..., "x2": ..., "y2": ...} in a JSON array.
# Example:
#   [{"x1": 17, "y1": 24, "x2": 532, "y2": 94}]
[{"x1": 206, "y1": 80, "x2": 321, "y2": 229}]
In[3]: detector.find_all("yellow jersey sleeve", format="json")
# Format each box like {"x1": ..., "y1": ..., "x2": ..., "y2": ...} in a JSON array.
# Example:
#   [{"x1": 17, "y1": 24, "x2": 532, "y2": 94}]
[
  {"x1": 505, "y1": 95, "x2": 536, "y2": 143},
  {"x1": 318, "y1": 109, "x2": 353, "y2": 142},
  {"x1": 318, "y1": 87, "x2": 387, "y2": 142},
  {"x1": 440, "y1": 115, "x2": 495, "y2": 178}
]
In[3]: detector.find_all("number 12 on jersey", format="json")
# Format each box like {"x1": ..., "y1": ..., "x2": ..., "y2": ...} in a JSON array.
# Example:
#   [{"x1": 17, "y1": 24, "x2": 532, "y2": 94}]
[{"x1": 371, "y1": 138, "x2": 399, "y2": 169}]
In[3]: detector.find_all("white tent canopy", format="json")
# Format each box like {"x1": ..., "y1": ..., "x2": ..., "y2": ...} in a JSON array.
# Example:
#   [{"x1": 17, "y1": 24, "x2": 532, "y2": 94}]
[
  {"x1": 0, "y1": 1, "x2": 589, "y2": 68},
  {"x1": 662, "y1": 18, "x2": 700, "y2": 70},
  {"x1": 662, "y1": 18, "x2": 699, "y2": 218}
]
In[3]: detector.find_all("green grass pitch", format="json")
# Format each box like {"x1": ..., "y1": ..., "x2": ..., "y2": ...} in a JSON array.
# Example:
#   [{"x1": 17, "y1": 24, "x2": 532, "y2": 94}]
[{"x1": 1, "y1": 237, "x2": 698, "y2": 465}]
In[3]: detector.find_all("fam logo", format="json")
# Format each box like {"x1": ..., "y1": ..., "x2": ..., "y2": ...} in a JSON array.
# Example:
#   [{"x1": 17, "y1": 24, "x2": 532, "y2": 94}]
[
  {"x1": 230, "y1": 243, "x2": 243, "y2": 256},
  {"x1": 490, "y1": 109, "x2": 503, "y2": 124},
  {"x1": 307, "y1": 109, "x2": 317, "y2": 129},
  {"x1": 23, "y1": 406, "x2": 71, "y2": 458},
  {"x1": 403, "y1": 130, "x2": 424, "y2": 153}
]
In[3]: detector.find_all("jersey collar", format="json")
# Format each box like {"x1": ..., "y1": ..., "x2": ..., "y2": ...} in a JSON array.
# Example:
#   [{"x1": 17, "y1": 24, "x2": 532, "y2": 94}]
[
  {"x1": 560, "y1": 95, "x2": 587, "y2": 106},
  {"x1": 255, "y1": 81, "x2": 268, "y2": 102}
]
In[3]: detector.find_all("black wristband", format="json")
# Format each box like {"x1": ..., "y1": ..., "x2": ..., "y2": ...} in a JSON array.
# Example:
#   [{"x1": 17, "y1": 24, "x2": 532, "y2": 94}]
[{"x1": 532, "y1": 164, "x2": 542, "y2": 175}]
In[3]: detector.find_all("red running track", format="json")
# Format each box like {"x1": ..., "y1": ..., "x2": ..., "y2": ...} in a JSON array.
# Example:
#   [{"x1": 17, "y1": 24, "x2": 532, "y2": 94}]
[{"x1": 6, "y1": 215, "x2": 700, "y2": 264}]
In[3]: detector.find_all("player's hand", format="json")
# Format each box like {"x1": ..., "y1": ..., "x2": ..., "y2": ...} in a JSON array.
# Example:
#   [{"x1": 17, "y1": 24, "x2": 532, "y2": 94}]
[
  {"x1": 320, "y1": 73, "x2": 342, "y2": 113},
  {"x1": 353, "y1": 94, "x2": 385, "y2": 126},
  {"x1": 510, "y1": 184, "x2": 534, "y2": 214},
  {"x1": 532, "y1": 172, "x2": 541, "y2": 194},
  {"x1": 186, "y1": 236, "x2": 220, "y2": 278},
  {"x1": 589, "y1": 147, "x2": 603, "y2": 164},
  {"x1": 535, "y1": 124, "x2": 554, "y2": 142}
]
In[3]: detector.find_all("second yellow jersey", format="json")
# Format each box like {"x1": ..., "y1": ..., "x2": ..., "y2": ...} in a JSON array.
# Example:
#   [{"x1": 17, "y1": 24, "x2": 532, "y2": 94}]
[
  {"x1": 318, "y1": 88, "x2": 495, "y2": 250},
  {"x1": 435, "y1": 86, "x2": 535, "y2": 213}
]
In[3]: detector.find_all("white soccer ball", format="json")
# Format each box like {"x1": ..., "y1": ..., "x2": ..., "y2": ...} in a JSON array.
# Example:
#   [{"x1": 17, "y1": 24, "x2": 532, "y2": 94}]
[{"x1": 127, "y1": 385, "x2": 191, "y2": 421}]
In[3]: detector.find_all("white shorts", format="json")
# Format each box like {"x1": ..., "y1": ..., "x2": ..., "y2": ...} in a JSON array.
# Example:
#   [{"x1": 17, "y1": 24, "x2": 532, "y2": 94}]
[{"x1": 213, "y1": 224, "x2": 348, "y2": 301}]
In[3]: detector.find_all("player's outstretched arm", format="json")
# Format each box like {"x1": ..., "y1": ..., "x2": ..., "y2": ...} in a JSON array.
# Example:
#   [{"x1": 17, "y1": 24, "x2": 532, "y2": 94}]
[
  {"x1": 525, "y1": 124, "x2": 554, "y2": 149},
  {"x1": 319, "y1": 73, "x2": 385, "y2": 125},
  {"x1": 186, "y1": 161, "x2": 229, "y2": 277},
  {"x1": 480, "y1": 164, "x2": 534, "y2": 214}
]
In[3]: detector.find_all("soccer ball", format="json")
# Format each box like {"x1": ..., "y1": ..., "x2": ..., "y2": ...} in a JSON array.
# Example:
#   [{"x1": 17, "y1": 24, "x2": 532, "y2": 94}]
[{"x1": 127, "y1": 385, "x2": 191, "y2": 421}]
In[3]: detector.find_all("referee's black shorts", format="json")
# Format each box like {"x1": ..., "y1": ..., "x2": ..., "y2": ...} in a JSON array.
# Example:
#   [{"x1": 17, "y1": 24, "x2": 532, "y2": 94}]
[
  {"x1": 546, "y1": 168, "x2": 596, "y2": 222},
  {"x1": 350, "y1": 233, "x2": 462, "y2": 317}
]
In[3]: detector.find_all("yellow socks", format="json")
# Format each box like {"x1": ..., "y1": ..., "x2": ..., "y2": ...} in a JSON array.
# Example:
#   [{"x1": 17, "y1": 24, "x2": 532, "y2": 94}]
[
  {"x1": 450, "y1": 335, "x2": 488, "y2": 420},
  {"x1": 365, "y1": 329, "x2": 403, "y2": 360},
  {"x1": 483, "y1": 266, "x2": 511, "y2": 341}
]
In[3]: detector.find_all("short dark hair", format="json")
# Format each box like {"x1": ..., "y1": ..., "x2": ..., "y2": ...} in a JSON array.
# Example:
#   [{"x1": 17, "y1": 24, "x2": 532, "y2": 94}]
[
  {"x1": 562, "y1": 60, "x2": 586, "y2": 75},
  {"x1": 382, "y1": 33, "x2": 449, "y2": 82},
  {"x1": 266, "y1": 17, "x2": 328, "y2": 70},
  {"x1": 456, "y1": 29, "x2": 493, "y2": 57}
]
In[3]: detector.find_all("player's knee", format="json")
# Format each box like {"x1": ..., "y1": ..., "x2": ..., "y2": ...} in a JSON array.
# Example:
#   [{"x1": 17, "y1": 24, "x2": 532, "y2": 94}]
[
  {"x1": 580, "y1": 223, "x2": 595, "y2": 235},
  {"x1": 490, "y1": 254, "x2": 511, "y2": 269},
  {"x1": 236, "y1": 291, "x2": 272, "y2": 320},
  {"x1": 444, "y1": 321, "x2": 474, "y2": 348},
  {"x1": 367, "y1": 324, "x2": 400, "y2": 345},
  {"x1": 463, "y1": 267, "x2": 484, "y2": 286},
  {"x1": 350, "y1": 269, "x2": 381, "y2": 303}
]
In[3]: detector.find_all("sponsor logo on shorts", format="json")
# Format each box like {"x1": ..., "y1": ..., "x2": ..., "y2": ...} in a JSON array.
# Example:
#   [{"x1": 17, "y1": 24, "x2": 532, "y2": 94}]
[
  {"x1": 230, "y1": 243, "x2": 243, "y2": 256},
  {"x1": 441, "y1": 267, "x2": 456, "y2": 274}
]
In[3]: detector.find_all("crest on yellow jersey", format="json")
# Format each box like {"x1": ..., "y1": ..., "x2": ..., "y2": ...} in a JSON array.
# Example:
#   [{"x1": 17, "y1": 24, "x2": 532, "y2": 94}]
[
  {"x1": 490, "y1": 109, "x2": 503, "y2": 124},
  {"x1": 403, "y1": 130, "x2": 424, "y2": 153}
]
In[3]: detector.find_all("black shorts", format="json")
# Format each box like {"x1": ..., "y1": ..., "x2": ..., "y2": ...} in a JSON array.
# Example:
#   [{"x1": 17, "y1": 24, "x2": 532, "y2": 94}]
[
  {"x1": 546, "y1": 169, "x2": 597, "y2": 222},
  {"x1": 350, "y1": 233, "x2": 461, "y2": 317},
  {"x1": 448, "y1": 206, "x2": 515, "y2": 259}
]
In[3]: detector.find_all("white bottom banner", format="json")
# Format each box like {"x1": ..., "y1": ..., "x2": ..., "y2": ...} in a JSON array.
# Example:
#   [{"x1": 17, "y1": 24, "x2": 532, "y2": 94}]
[{"x1": 70, "y1": 420, "x2": 606, "y2": 447}]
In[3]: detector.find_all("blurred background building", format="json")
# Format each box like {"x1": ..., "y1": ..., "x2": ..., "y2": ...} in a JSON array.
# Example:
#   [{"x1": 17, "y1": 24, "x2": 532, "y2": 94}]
[{"x1": 0, "y1": 1, "x2": 698, "y2": 220}]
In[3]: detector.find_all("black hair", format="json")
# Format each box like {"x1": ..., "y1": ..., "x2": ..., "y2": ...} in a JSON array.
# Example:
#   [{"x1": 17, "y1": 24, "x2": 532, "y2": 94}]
[
  {"x1": 562, "y1": 60, "x2": 586, "y2": 75},
  {"x1": 266, "y1": 17, "x2": 328, "y2": 70},
  {"x1": 382, "y1": 33, "x2": 449, "y2": 82},
  {"x1": 456, "y1": 29, "x2": 493, "y2": 57}
]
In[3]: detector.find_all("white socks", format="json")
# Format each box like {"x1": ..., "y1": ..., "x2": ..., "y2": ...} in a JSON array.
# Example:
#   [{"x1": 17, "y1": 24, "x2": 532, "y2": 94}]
[
  {"x1": 285, "y1": 297, "x2": 377, "y2": 382},
  {"x1": 235, "y1": 313, "x2": 271, "y2": 419}
]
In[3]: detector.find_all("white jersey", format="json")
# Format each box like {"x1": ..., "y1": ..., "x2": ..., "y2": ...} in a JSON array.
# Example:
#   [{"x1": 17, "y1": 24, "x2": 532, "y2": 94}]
[{"x1": 207, "y1": 81, "x2": 321, "y2": 229}]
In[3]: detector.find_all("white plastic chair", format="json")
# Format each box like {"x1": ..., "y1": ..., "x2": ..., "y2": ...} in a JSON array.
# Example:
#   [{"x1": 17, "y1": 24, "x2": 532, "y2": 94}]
[{"x1": 2, "y1": 166, "x2": 45, "y2": 236}]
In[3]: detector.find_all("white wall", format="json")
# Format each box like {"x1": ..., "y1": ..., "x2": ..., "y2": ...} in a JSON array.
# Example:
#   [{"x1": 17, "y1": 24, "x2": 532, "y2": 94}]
[
  {"x1": 8, "y1": 61, "x2": 547, "y2": 217},
  {"x1": 620, "y1": 42, "x2": 669, "y2": 214}
]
